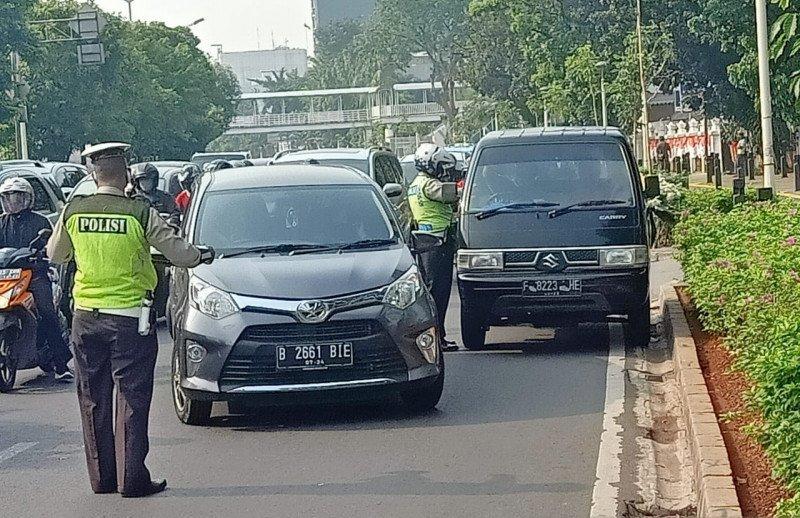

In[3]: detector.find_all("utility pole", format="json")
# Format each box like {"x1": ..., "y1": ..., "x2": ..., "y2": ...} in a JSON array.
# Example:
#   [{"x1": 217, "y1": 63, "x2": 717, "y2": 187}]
[
  {"x1": 596, "y1": 61, "x2": 609, "y2": 127},
  {"x1": 123, "y1": 0, "x2": 133, "y2": 21},
  {"x1": 635, "y1": 0, "x2": 651, "y2": 171},
  {"x1": 754, "y1": 0, "x2": 775, "y2": 189},
  {"x1": 9, "y1": 50, "x2": 29, "y2": 160}
]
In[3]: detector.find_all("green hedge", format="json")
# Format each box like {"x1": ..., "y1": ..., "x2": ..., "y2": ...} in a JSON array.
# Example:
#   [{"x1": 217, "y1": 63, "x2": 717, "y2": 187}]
[{"x1": 674, "y1": 190, "x2": 800, "y2": 515}]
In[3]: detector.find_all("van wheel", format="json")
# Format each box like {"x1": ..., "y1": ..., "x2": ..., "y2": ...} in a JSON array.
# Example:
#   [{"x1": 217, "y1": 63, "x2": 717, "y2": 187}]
[
  {"x1": 401, "y1": 356, "x2": 444, "y2": 413},
  {"x1": 171, "y1": 346, "x2": 211, "y2": 426},
  {"x1": 461, "y1": 305, "x2": 486, "y2": 350},
  {"x1": 0, "y1": 328, "x2": 17, "y2": 393},
  {"x1": 627, "y1": 303, "x2": 652, "y2": 349}
]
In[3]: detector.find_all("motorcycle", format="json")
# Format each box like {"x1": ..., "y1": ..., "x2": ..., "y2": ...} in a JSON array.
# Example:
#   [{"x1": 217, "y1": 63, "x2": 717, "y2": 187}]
[{"x1": 0, "y1": 229, "x2": 55, "y2": 393}]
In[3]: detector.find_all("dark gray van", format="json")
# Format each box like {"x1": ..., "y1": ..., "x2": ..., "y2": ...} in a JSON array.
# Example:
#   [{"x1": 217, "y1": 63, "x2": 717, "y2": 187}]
[{"x1": 457, "y1": 127, "x2": 655, "y2": 350}]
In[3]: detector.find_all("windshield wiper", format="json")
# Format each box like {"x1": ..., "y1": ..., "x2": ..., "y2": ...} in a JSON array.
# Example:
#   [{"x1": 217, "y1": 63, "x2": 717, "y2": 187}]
[
  {"x1": 548, "y1": 200, "x2": 628, "y2": 219},
  {"x1": 220, "y1": 243, "x2": 331, "y2": 258},
  {"x1": 290, "y1": 238, "x2": 399, "y2": 256},
  {"x1": 475, "y1": 201, "x2": 560, "y2": 221}
]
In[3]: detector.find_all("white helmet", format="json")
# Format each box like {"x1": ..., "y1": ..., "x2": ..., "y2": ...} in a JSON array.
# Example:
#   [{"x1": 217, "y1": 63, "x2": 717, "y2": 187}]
[
  {"x1": 414, "y1": 143, "x2": 439, "y2": 173},
  {"x1": 0, "y1": 177, "x2": 34, "y2": 213}
]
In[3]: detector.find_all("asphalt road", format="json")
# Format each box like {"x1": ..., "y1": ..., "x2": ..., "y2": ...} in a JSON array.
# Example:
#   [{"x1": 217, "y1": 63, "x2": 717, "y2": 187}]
[{"x1": 0, "y1": 258, "x2": 682, "y2": 518}]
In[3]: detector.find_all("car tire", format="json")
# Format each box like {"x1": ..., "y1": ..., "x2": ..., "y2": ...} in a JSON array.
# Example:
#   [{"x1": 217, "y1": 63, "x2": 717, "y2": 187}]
[
  {"x1": 461, "y1": 305, "x2": 486, "y2": 350},
  {"x1": 627, "y1": 303, "x2": 652, "y2": 349},
  {"x1": 401, "y1": 356, "x2": 444, "y2": 413},
  {"x1": 171, "y1": 346, "x2": 212, "y2": 426}
]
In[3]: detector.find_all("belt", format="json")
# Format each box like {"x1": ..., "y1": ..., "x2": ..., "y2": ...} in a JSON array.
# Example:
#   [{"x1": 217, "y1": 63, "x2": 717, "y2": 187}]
[{"x1": 75, "y1": 305, "x2": 141, "y2": 319}]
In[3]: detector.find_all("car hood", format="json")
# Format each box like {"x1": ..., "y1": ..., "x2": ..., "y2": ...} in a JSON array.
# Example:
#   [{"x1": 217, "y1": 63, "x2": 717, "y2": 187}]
[{"x1": 192, "y1": 245, "x2": 414, "y2": 299}]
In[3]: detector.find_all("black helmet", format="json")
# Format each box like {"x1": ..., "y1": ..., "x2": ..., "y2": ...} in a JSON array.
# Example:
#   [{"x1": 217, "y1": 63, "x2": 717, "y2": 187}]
[
  {"x1": 133, "y1": 163, "x2": 159, "y2": 182},
  {"x1": 179, "y1": 163, "x2": 201, "y2": 191},
  {"x1": 205, "y1": 159, "x2": 233, "y2": 172}
]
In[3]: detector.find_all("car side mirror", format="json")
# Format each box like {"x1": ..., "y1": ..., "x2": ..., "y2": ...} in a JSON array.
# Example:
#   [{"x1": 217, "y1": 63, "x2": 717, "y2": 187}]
[
  {"x1": 412, "y1": 231, "x2": 443, "y2": 254},
  {"x1": 383, "y1": 183, "x2": 403, "y2": 199},
  {"x1": 643, "y1": 175, "x2": 661, "y2": 199}
]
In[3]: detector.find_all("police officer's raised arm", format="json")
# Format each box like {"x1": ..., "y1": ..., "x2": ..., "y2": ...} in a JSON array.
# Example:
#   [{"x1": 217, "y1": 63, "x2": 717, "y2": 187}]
[
  {"x1": 422, "y1": 179, "x2": 459, "y2": 204},
  {"x1": 144, "y1": 208, "x2": 202, "y2": 268},
  {"x1": 47, "y1": 210, "x2": 74, "y2": 264}
]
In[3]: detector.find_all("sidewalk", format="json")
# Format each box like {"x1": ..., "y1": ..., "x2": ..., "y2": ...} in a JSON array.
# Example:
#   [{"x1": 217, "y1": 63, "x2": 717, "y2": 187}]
[{"x1": 689, "y1": 170, "x2": 799, "y2": 194}]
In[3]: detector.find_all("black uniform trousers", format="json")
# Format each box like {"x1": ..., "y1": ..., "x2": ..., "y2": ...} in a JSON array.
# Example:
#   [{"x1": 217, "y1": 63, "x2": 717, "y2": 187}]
[
  {"x1": 71, "y1": 309, "x2": 157, "y2": 494},
  {"x1": 418, "y1": 231, "x2": 456, "y2": 339}
]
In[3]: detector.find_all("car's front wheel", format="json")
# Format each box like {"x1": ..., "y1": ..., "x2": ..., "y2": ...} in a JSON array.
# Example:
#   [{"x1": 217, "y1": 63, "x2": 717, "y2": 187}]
[
  {"x1": 461, "y1": 304, "x2": 487, "y2": 350},
  {"x1": 172, "y1": 345, "x2": 212, "y2": 426},
  {"x1": 401, "y1": 356, "x2": 444, "y2": 413},
  {"x1": 627, "y1": 302, "x2": 652, "y2": 349}
]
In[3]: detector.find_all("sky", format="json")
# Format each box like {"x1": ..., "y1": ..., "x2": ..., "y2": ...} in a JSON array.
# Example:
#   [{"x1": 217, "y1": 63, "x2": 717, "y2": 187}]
[{"x1": 93, "y1": 0, "x2": 314, "y2": 55}]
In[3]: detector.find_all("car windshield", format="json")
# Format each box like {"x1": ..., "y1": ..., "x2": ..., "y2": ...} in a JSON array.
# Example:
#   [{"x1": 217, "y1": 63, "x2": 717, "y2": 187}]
[
  {"x1": 195, "y1": 185, "x2": 397, "y2": 255},
  {"x1": 279, "y1": 158, "x2": 370, "y2": 174},
  {"x1": 467, "y1": 142, "x2": 635, "y2": 213}
]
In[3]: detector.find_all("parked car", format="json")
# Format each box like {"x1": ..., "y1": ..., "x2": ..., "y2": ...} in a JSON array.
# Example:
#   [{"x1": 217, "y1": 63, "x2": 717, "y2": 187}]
[
  {"x1": 168, "y1": 164, "x2": 444, "y2": 425},
  {"x1": 272, "y1": 148, "x2": 412, "y2": 229},
  {"x1": 457, "y1": 127, "x2": 658, "y2": 350},
  {"x1": 191, "y1": 152, "x2": 251, "y2": 170},
  {"x1": 0, "y1": 168, "x2": 65, "y2": 223}
]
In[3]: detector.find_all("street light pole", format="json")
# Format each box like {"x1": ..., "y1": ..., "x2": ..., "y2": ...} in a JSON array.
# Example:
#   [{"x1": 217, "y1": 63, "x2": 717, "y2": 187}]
[
  {"x1": 635, "y1": 0, "x2": 652, "y2": 171},
  {"x1": 754, "y1": 0, "x2": 775, "y2": 189},
  {"x1": 123, "y1": 0, "x2": 133, "y2": 21},
  {"x1": 596, "y1": 61, "x2": 608, "y2": 127}
]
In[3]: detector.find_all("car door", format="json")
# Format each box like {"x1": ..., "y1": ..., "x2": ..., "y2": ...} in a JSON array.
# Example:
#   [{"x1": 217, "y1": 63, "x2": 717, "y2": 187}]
[{"x1": 374, "y1": 153, "x2": 412, "y2": 233}]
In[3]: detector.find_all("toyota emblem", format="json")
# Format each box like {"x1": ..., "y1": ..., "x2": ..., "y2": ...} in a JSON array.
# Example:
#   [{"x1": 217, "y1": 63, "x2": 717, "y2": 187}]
[{"x1": 295, "y1": 300, "x2": 330, "y2": 324}]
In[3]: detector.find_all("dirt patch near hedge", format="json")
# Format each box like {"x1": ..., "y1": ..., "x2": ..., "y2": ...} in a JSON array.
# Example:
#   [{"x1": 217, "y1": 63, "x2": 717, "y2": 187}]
[{"x1": 677, "y1": 287, "x2": 790, "y2": 517}]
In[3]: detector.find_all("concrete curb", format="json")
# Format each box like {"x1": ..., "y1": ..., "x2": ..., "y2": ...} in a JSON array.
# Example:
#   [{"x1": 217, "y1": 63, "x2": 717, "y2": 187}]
[{"x1": 661, "y1": 284, "x2": 743, "y2": 518}]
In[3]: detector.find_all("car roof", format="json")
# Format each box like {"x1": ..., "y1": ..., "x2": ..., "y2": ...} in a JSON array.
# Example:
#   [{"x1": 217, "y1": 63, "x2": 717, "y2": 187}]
[
  {"x1": 204, "y1": 164, "x2": 374, "y2": 192},
  {"x1": 478, "y1": 127, "x2": 627, "y2": 147},
  {"x1": 274, "y1": 148, "x2": 391, "y2": 162}
]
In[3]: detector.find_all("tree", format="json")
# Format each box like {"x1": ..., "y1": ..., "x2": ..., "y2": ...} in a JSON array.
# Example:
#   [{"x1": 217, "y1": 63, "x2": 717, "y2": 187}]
[
  {"x1": 23, "y1": 1, "x2": 239, "y2": 161},
  {"x1": 372, "y1": 0, "x2": 470, "y2": 124},
  {"x1": 0, "y1": 0, "x2": 35, "y2": 158}
]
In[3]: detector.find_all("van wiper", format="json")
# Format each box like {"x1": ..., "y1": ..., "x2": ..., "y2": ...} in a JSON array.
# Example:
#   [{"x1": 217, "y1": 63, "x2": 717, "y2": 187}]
[
  {"x1": 475, "y1": 201, "x2": 560, "y2": 220},
  {"x1": 548, "y1": 200, "x2": 628, "y2": 219},
  {"x1": 221, "y1": 243, "x2": 330, "y2": 258},
  {"x1": 291, "y1": 238, "x2": 399, "y2": 256}
]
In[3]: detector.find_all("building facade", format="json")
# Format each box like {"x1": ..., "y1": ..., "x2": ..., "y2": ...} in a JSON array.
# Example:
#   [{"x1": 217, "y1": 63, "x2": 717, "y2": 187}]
[{"x1": 219, "y1": 48, "x2": 309, "y2": 94}]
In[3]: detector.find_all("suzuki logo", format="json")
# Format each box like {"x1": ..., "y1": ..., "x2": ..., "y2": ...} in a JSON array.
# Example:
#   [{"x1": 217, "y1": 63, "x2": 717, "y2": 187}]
[
  {"x1": 295, "y1": 300, "x2": 330, "y2": 324},
  {"x1": 537, "y1": 252, "x2": 566, "y2": 272}
]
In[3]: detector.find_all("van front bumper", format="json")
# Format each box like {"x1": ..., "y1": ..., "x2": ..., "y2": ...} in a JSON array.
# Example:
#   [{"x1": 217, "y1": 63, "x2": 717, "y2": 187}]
[{"x1": 457, "y1": 267, "x2": 649, "y2": 326}]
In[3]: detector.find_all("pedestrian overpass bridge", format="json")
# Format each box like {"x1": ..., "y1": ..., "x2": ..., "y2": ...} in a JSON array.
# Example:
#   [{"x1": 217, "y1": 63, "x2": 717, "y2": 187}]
[{"x1": 225, "y1": 82, "x2": 467, "y2": 135}]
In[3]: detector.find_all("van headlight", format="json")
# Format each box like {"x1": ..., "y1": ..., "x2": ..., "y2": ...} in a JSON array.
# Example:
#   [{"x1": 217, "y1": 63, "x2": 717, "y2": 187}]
[
  {"x1": 189, "y1": 277, "x2": 239, "y2": 319},
  {"x1": 383, "y1": 266, "x2": 422, "y2": 310},
  {"x1": 457, "y1": 251, "x2": 503, "y2": 271},
  {"x1": 599, "y1": 247, "x2": 648, "y2": 267}
]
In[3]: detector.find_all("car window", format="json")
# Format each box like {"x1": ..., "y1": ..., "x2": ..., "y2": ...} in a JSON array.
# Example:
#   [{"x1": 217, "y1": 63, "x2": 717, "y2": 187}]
[
  {"x1": 55, "y1": 166, "x2": 87, "y2": 188},
  {"x1": 373, "y1": 155, "x2": 400, "y2": 187},
  {"x1": 386, "y1": 156, "x2": 405, "y2": 185},
  {"x1": 195, "y1": 185, "x2": 396, "y2": 254},
  {"x1": 276, "y1": 158, "x2": 370, "y2": 174},
  {"x1": 467, "y1": 142, "x2": 635, "y2": 212},
  {"x1": 28, "y1": 177, "x2": 56, "y2": 213}
]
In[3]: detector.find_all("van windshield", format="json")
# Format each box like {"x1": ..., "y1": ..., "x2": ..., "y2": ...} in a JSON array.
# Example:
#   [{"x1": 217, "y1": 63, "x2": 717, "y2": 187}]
[
  {"x1": 467, "y1": 143, "x2": 635, "y2": 213},
  {"x1": 195, "y1": 185, "x2": 397, "y2": 255}
]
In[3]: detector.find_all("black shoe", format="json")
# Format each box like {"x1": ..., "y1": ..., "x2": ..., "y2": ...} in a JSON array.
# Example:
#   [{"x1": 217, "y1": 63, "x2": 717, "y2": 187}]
[
  {"x1": 93, "y1": 487, "x2": 117, "y2": 495},
  {"x1": 121, "y1": 479, "x2": 167, "y2": 498}
]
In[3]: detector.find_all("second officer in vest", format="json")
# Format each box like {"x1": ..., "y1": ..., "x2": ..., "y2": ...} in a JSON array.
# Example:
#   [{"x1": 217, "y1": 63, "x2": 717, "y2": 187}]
[
  {"x1": 47, "y1": 143, "x2": 214, "y2": 498},
  {"x1": 408, "y1": 144, "x2": 459, "y2": 351}
]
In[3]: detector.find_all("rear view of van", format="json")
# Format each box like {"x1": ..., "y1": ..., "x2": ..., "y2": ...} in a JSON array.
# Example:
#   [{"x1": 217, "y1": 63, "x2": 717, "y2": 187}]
[{"x1": 457, "y1": 127, "x2": 653, "y2": 350}]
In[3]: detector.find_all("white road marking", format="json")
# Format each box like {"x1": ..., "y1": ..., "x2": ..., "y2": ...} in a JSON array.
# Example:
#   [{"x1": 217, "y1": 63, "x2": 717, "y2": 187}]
[
  {"x1": 590, "y1": 327, "x2": 626, "y2": 518},
  {"x1": 0, "y1": 442, "x2": 37, "y2": 464}
]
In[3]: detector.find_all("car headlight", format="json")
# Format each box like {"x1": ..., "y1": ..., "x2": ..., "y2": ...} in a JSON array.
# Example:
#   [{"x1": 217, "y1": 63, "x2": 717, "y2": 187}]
[
  {"x1": 189, "y1": 277, "x2": 239, "y2": 319},
  {"x1": 599, "y1": 247, "x2": 648, "y2": 267},
  {"x1": 383, "y1": 266, "x2": 423, "y2": 310},
  {"x1": 457, "y1": 251, "x2": 503, "y2": 270}
]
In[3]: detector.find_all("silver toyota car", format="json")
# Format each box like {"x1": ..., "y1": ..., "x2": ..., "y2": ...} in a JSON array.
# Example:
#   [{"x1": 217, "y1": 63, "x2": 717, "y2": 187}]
[{"x1": 168, "y1": 165, "x2": 444, "y2": 425}]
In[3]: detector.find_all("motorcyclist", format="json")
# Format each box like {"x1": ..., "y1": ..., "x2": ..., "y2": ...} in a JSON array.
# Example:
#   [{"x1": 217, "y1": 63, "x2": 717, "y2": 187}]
[
  {"x1": 0, "y1": 177, "x2": 73, "y2": 381},
  {"x1": 175, "y1": 163, "x2": 201, "y2": 213},
  {"x1": 131, "y1": 163, "x2": 181, "y2": 226},
  {"x1": 408, "y1": 144, "x2": 460, "y2": 352}
]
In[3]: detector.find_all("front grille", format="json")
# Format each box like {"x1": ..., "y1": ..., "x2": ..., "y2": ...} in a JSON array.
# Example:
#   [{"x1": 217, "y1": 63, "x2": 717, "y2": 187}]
[
  {"x1": 219, "y1": 320, "x2": 407, "y2": 389},
  {"x1": 505, "y1": 251, "x2": 537, "y2": 264},
  {"x1": 565, "y1": 250, "x2": 598, "y2": 262}
]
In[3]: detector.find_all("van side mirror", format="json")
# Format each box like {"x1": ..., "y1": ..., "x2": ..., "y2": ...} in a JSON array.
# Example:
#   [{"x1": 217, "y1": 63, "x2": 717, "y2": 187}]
[
  {"x1": 412, "y1": 231, "x2": 443, "y2": 254},
  {"x1": 643, "y1": 175, "x2": 661, "y2": 199},
  {"x1": 383, "y1": 183, "x2": 403, "y2": 199}
]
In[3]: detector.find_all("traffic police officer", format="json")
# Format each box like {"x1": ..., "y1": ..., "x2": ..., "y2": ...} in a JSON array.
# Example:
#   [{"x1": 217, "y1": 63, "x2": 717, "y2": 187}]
[
  {"x1": 408, "y1": 143, "x2": 459, "y2": 351},
  {"x1": 47, "y1": 143, "x2": 214, "y2": 497}
]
